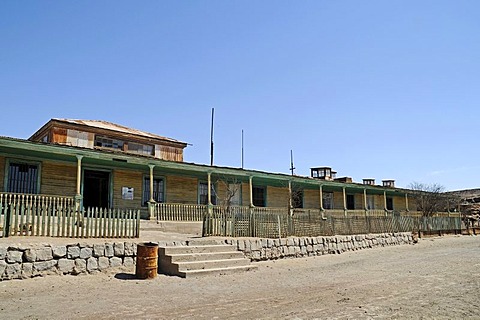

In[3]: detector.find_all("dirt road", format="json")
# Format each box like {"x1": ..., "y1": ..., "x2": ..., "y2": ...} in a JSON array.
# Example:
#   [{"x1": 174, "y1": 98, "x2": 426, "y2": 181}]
[{"x1": 1, "y1": 235, "x2": 479, "y2": 319}]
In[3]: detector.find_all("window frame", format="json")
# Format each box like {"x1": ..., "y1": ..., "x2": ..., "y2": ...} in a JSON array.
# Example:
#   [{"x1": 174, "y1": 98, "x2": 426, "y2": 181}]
[
  {"x1": 198, "y1": 181, "x2": 217, "y2": 205},
  {"x1": 252, "y1": 185, "x2": 266, "y2": 207},
  {"x1": 4, "y1": 159, "x2": 42, "y2": 194},
  {"x1": 142, "y1": 175, "x2": 166, "y2": 207}
]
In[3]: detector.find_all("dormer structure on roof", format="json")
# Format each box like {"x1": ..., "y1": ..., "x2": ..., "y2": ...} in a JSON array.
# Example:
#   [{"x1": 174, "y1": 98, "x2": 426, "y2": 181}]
[{"x1": 29, "y1": 118, "x2": 188, "y2": 162}]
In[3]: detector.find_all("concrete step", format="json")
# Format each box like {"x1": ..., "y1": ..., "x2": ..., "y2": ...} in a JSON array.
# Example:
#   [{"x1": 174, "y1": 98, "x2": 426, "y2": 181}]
[
  {"x1": 165, "y1": 251, "x2": 245, "y2": 263},
  {"x1": 160, "y1": 245, "x2": 237, "y2": 255},
  {"x1": 178, "y1": 265, "x2": 258, "y2": 278},
  {"x1": 158, "y1": 243, "x2": 256, "y2": 278},
  {"x1": 176, "y1": 258, "x2": 252, "y2": 272}
]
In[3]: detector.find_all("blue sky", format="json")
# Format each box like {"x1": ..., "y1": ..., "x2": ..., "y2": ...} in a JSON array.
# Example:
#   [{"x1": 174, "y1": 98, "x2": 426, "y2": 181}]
[{"x1": 1, "y1": 1, "x2": 479, "y2": 191}]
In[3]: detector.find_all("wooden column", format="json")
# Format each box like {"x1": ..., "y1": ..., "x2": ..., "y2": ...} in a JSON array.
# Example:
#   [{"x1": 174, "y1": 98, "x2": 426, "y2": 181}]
[
  {"x1": 75, "y1": 155, "x2": 83, "y2": 196},
  {"x1": 405, "y1": 193, "x2": 409, "y2": 212},
  {"x1": 148, "y1": 164, "x2": 156, "y2": 220},
  {"x1": 207, "y1": 172, "x2": 212, "y2": 205},
  {"x1": 363, "y1": 188, "x2": 369, "y2": 217},
  {"x1": 288, "y1": 180, "x2": 292, "y2": 208},
  {"x1": 319, "y1": 185, "x2": 324, "y2": 210},
  {"x1": 384, "y1": 191, "x2": 388, "y2": 216},
  {"x1": 343, "y1": 187, "x2": 347, "y2": 216},
  {"x1": 249, "y1": 176, "x2": 254, "y2": 207},
  {"x1": 149, "y1": 164, "x2": 155, "y2": 202}
]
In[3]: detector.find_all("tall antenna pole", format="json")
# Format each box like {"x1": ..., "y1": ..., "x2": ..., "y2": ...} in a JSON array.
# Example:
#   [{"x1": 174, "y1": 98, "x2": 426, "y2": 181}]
[
  {"x1": 290, "y1": 150, "x2": 295, "y2": 176},
  {"x1": 241, "y1": 129, "x2": 244, "y2": 169},
  {"x1": 210, "y1": 108, "x2": 214, "y2": 166}
]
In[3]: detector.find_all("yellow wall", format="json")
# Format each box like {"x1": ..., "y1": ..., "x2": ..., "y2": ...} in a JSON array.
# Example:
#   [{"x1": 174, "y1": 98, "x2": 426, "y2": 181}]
[
  {"x1": 112, "y1": 169, "x2": 144, "y2": 209},
  {"x1": 41, "y1": 162, "x2": 77, "y2": 197},
  {"x1": 166, "y1": 175, "x2": 198, "y2": 204},
  {"x1": 304, "y1": 189, "x2": 320, "y2": 209},
  {"x1": 267, "y1": 186, "x2": 289, "y2": 208}
]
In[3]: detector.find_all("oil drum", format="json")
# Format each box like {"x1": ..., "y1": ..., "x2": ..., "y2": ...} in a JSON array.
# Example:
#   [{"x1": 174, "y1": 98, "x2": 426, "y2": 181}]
[{"x1": 136, "y1": 242, "x2": 158, "y2": 279}]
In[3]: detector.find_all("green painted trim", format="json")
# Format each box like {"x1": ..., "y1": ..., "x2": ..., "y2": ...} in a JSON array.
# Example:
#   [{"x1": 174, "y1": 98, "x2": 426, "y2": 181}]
[
  {"x1": 4, "y1": 158, "x2": 42, "y2": 194},
  {"x1": 0, "y1": 136, "x2": 412, "y2": 197}
]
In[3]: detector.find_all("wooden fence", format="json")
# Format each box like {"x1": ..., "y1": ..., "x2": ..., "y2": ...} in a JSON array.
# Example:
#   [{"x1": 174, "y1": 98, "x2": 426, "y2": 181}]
[
  {"x1": 203, "y1": 208, "x2": 462, "y2": 238},
  {"x1": 0, "y1": 193, "x2": 140, "y2": 238}
]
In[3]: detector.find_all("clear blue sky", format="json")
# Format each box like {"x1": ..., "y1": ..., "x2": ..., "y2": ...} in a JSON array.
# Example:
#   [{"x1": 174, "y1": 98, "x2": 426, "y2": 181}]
[{"x1": 1, "y1": 1, "x2": 479, "y2": 191}]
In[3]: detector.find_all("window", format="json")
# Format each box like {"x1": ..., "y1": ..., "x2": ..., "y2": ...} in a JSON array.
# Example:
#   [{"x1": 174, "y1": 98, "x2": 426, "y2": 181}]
[
  {"x1": 227, "y1": 183, "x2": 241, "y2": 206},
  {"x1": 386, "y1": 197, "x2": 394, "y2": 210},
  {"x1": 366, "y1": 195, "x2": 375, "y2": 210},
  {"x1": 95, "y1": 136, "x2": 124, "y2": 150},
  {"x1": 127, "y1": 142, "x2": 154, "y2": 156},
  {"x1": 346, "y1": 194, "x2": 355, "y2": 210},
  {"x1": 252, "y1": 186, "x2": 266, "y2": 207},
  {"x1": 322, "y1": 192, "x2": 333, "y2": 209},
  {"x1": 292, "y1": 189, "x2": 303, "y2": 208},
  {"x1": 7, "y1": 162, "x2": 39, "y2": 194},
  {"x1": 199, "y1": 182, "x2": 216, "y2": 205},
  {"x1": 143, "y1": 177, "x2": 164, "y2": 206}
]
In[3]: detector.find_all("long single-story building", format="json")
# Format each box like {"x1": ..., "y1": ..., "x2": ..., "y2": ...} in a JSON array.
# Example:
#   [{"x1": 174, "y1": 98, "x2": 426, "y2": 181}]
[{"x1": 0, "y1": 119, "x2": 421, "y2": 220}]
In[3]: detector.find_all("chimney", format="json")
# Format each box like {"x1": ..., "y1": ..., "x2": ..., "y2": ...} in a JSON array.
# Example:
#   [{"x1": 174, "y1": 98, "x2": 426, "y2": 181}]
[
  {"x1": 382, "y1": 180, "x2": 395, "y2": 188},
  {"x1": 363, "y1": 179, "x2": 375, "y2": 185}
]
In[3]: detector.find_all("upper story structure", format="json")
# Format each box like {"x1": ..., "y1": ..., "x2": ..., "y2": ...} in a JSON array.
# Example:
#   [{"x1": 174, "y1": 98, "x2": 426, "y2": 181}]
[{"x1": 29, "y1": 118, "x2": 188, "y2": 162}]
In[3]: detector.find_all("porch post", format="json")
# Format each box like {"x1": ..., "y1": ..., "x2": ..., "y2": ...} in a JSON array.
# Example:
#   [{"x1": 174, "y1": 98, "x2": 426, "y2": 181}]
[
  {"x1": 288, "y1": 180, "x2": 293, "y2": 216},
  {"x1": 319, "y1": 185, "x2": 326, "y2": 219},
  {"x1": 148, "y1": 164, "x2": 156, "y2": 220},
  {"x1": 207, "y1": 172, "x2": 212, "y2": 206},
  {"x1": 342, "y1": 187, "x2": 347, "y2": 216},
  {"x1": 75, "y1": 155, "x2": 84, "y2": 227},
  {"x1": 75, "y1": 155, "x2": 83, "y2": 210},
  {"x1": 249, "y1": 176, "x2": 254, "y2": 207},
  {"x1": 363, "y1": 188, "x2": 368, "y2": 216},
  {"x1": 405, "y1": 193, "x2": 409, "y2": 213},
  {"x1": 384, "y1": 191, "x2": 388, "y2": 216}
]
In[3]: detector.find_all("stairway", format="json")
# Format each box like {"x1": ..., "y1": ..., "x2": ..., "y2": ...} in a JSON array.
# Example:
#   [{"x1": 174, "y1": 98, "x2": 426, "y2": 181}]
[{"x1": 158, "y1": 239, "x2": 257, "y2": 278}]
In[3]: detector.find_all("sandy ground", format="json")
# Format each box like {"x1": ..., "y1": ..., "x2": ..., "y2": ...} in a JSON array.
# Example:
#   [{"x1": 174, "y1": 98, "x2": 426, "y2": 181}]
[{"x1": 1, "y1": 235, "x2": 479, "y2": 320}]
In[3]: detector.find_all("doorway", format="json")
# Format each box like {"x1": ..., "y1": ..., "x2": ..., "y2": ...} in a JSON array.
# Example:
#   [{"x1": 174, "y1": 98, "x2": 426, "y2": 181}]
[{"x1": 83, "y1": 169, "x2": 110, "y2": 209}]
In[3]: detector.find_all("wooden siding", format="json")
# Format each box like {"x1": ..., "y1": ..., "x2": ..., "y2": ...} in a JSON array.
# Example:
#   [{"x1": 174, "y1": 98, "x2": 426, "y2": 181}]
[
  {"x1": 241, "y1": 183, "x2": 250, "y2": 206},
  {"x1": 304, "y1": 189, "x2": 320, "y2": 209},
  {"x1": 52, "y1": 127, "x2": 67, "y2": 144},
  {"x1": 40, "y1": 162, "x2": 76, "y2": 197},
  {"x1": 393, "y1": 195, "x2": 408, "y2": 211},
  {"x1": 166, "y1": 175, "x2": 198, "y2": 204},
  {"x1": 155, "y1": 145, "x2": 183, "y2": 162},
  {"x1": 112, "y1": 169, "x2": 144, "y2": 209},
  {"x1": 267, "y1": 186, "x2": 289, "y2": 208},
  {"x1": 0, "y1": 156, "x2": 4, "y2": 192}
]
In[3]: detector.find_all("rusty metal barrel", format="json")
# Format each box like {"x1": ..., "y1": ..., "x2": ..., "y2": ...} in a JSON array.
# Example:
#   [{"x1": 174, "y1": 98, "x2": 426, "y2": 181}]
[{"x1": 136, "y1": 242, "x2": 158, "y2": 279}]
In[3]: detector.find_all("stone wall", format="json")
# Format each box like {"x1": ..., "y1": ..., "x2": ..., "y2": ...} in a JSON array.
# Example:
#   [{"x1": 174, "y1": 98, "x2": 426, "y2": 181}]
[
  {"x1": 0, "y1": 242, "x2": 138, "y2": 281},
  {"x1": 0, "y1": 232, "x2": 414, "y2": 281},
  {"x1": 227, "y1": 232, "x2": 415, "y2": 261}
]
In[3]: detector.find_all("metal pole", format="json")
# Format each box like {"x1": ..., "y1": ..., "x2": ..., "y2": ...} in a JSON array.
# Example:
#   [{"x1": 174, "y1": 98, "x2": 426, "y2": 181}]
[{"x1": 210, "y1": 108, "x2": 214, "y2": 166}]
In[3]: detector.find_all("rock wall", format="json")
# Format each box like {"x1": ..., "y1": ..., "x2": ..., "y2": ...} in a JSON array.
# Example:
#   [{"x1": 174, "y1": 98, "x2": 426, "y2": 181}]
[
  {"x1": 0, "y1": 242, "x2": 137, "y2": 281},
  {"x1": 0, "y1": 232, "x2": 414, "y2": 281},
  {"x1": 227, "y1": 232, "x2": 415, "y2": 261}
]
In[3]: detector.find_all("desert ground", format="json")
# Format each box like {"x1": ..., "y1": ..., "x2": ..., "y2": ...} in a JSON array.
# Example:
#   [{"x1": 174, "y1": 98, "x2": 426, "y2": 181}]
[{"x1": 0, "y1": 235, "x2": 479, "y2": 320}]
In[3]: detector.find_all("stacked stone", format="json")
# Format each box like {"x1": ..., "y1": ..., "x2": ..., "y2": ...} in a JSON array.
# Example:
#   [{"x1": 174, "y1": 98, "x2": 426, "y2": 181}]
[
  {"x1": 0, "y1": 242, "x2": 137, "y2": 281},
  {"x1": 228, "y1": 232, "x2": 414, "y2": 261}
]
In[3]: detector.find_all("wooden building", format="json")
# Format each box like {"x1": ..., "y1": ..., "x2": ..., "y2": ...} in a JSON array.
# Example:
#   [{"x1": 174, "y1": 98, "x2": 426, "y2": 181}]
[{"x1": 1, "y1": 119, "x2": 419, "y2": 219}]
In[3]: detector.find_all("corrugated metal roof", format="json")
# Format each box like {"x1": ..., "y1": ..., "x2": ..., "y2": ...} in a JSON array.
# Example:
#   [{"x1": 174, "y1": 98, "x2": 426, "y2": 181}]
[{"x1": 53, "y1": 118, "x2": 187, "y2": 145}]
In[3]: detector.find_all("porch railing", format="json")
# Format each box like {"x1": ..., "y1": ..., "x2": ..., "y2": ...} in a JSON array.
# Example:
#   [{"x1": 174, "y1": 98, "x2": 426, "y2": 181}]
[{"x1": 0, "y1": 193, "x2": 140, "y2": 238}]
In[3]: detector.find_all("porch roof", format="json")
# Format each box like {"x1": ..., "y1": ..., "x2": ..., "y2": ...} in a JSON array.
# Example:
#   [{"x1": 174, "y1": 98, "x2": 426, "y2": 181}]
[{"x1": 0, "y1": 136, "x2": 407, "y2": 196}]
